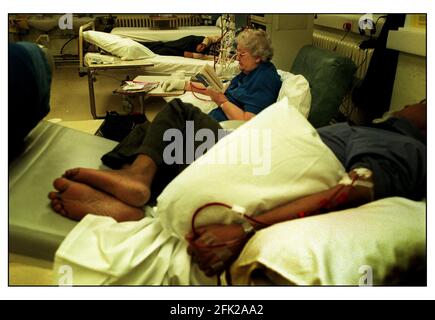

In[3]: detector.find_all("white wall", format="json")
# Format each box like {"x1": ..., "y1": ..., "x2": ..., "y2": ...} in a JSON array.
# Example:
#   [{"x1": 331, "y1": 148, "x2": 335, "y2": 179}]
[
  {"x1": 387, "y1": 14, "x2": 426, "y2": 111},
  {"x1": 252, "y1": 14, "x2": 314, "y2": 71},
  {"x1": 389, "y1": 53, "x2": 426, "y2": 111},
  {"x1": 269, "y1": 15, "x2": 314, "y2": 71},
  {"x1": 314, "y1": 14, "x2": 385, "y2": 40}
]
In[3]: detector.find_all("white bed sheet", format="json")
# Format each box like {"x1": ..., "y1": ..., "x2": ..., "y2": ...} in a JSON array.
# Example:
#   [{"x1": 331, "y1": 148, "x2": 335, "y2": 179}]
[
  {"x1": 111, "y1": 26, "x2": 221, "y2": 42},
  {"x1": 85, "y1": 52, "x2": 239, "y2": 76},
  {"x1": 54, "y1": 212, "x2": 215, "y2": 285}
]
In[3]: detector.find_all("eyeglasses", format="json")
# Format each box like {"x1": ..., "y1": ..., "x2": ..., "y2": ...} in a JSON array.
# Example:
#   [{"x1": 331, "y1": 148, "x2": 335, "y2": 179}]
[{"x1": 236, "y1": 51, "x2": 249, "y2": 58}]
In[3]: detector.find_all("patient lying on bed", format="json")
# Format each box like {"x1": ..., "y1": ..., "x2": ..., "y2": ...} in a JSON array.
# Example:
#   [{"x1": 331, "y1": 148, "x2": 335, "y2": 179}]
[
  {"x1": 48, "y1": 99, "x2": 426, "y2": 277},
  {"x1": 187, "y1": 101, "x2": 427, "y2": 276},
  {"x1": 140, "y1": 35, "x2": 220, "y2": 60}
]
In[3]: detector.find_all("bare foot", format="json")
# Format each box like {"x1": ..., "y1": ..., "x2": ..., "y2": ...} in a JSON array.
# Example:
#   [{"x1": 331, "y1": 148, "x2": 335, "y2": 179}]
[
  {"x1": 63, "y1": 167, "x2": 151, "y2": 207},
  {"x1": 48, "y1": 178, "x2": 144, "y2": 222}
]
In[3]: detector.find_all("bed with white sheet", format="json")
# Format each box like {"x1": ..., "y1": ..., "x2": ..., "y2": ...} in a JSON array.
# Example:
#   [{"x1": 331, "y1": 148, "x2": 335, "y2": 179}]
[
  {"x1": 9, "y1": 121, "x2": 116, "y2": 261},
  {"x1": 79, "y1": 22, "x2": 238, "y2": 77},
  {"x1": 83, "y1": 52, "x2": 238, "y2": 77}
]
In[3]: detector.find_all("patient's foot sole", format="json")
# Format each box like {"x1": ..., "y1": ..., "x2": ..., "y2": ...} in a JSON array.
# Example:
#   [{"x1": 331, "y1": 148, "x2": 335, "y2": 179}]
[
  {"x1": 48, "y1": 178, "x2": 144, "y2": 222},
  {"x1": 63, "y1": 167, "x2": 151, "y2": 207}
]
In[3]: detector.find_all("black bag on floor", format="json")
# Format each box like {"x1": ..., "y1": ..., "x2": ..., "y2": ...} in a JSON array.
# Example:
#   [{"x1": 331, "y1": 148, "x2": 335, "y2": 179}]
[{"x1": 96, "y1": 111, "x2": 147, "y2": 142}]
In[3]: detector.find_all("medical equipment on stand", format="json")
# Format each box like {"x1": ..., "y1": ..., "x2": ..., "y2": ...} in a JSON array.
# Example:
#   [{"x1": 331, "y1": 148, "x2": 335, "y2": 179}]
[{"x1": 215, "y1": 14, "x2": 237, "y2": 80}]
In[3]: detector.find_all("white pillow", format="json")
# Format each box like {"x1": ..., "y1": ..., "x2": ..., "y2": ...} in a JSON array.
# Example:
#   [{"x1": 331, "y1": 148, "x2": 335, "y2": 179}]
[
  {"x1": 230, "y1": 197, "x2": 426, "y2": 285},
  {"x1": 83, "y1": 31, "x2": 155, "y2": 60},
  {"x1": 277, "y1": 71, "x2": 311, "y2": 118},
  {"x1": 156, "y1": 97, "x2": 346, "y2": 239}
]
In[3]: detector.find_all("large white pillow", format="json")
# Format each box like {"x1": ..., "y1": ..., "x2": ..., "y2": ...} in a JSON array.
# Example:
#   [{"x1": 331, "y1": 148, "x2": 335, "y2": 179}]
[
  {"x1": 277, "y1": 70, "x2": 311, "y2": 118},
  {"x1": 83, "y1": 31, "x2": 155, "y2": 60},
  {"x1": 230, "y1": 197, "x2": 426, "y2": 285},
  {"x1": 156, "y1": 97, "x2": 346, "y2": 239}
]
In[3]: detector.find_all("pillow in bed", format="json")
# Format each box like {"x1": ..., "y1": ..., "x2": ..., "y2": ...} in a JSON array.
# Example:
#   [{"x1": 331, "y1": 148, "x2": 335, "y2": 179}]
[
  {"x1": 230, "y1": 197, "x2": 426, "y2": 285},
  {"x1": 83, "y1": 31, "x2": 155, "y2": 60},
  {"x1": 277, "y1": 71, "x2": 311, "y2": 118},
  {"x1": 156, "y1": 97, "x2": 346, "y2": 239}
]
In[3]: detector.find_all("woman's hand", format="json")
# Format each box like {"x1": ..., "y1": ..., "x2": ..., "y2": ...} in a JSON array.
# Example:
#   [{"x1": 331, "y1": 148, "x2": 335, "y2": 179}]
[
  {"x1": 186, "y1": 81, "x2": 208, "y2": 93},
  {"x1": 186, "y1": 224, "x2": 249, "y2": 277},
  {"x1": 206, "y1": 88, "x2": 228, "y2": 105}
]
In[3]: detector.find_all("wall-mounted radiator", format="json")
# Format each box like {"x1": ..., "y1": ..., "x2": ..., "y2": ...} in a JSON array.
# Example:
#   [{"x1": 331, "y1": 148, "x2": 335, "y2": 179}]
[
  {"x1": 313, "y1": 32, "x2": 375, "y2": 121},
  {"x1": 115, "y1": 15, "x2": 202, "y2": 28},
  {"x1": 313, "y1": 32, "x2": 374, "y2": 80}
]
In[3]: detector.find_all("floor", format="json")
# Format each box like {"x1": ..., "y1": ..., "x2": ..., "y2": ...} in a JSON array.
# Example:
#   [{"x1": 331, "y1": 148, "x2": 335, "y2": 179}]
[
  {"x1": 9, "y1": 64, "x2": 168, "y2": 286},
  {"x1": 9, "y1": 254, "x2": 54, "y2": 286},
  {"x1": 44, "y1": 64, "x2": 167, "y2": 129}
]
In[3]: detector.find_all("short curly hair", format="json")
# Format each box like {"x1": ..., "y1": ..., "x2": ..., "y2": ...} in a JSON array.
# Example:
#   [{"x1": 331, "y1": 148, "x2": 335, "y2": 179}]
[{"x1": 236, "y1": 29, "x2": 274, "y2": 62}]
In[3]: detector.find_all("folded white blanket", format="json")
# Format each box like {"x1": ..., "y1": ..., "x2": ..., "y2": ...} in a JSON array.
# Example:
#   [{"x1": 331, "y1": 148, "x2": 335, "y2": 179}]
[{"x1": 54, "y1": 207, "x2": 214, "y2": 285}]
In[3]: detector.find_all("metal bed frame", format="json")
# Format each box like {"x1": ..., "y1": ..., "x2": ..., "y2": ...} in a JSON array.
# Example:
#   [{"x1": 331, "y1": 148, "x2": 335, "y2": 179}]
[
  {"x1": 78, "y1": 21, "x2": 154, "y2": 119},
  {"x1": 78, "y1": 15, "x2": 207, "y2": 119}
]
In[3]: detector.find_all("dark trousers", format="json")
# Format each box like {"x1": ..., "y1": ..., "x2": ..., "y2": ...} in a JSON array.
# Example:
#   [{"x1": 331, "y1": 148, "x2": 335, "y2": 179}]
[
  {"x1": 102, "y1": 99, "x2": 222, "y2": 204},
  {"x1": 141, "y1": 35, "x2": 206, "y2": 56}
]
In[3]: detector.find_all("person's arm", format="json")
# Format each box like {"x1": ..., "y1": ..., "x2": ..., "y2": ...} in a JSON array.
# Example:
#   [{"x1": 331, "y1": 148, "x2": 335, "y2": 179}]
[
  {"x1": 187, "y1": 169, "x2": 374, "y2": 276},
  {"x1": 220, "y1": 100, "x2": 255, "y2": 121},
  {"x1": 185, "y1": 81, "x2": 208, "y2": 94},
  {"x1": 183, "y1": 51, "x2": 195, "y2": 58},
  {"x1": 186, "y1": 223, "x2": 247, "y2": 277},
  {"x1": 185, "y1": 185, "x2": 346, "y2": 277},
  {"x1": 184, "y1": 51, "x2": 214, "y2": 60}
]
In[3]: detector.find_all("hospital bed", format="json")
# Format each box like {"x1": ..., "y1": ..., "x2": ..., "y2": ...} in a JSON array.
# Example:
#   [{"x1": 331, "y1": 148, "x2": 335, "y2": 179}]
[
  {"x1": 9, "y1": 121, "x2": 117, "y2": 261},
  {"x1": 79, "y1": 21, "x2": 237, "y2": 76},
  {"x1": 78, "y1": 21, "x2": 238, "y2": 119},
  {"x1": 9, "y1": 45, "x2": 426, "y2": 285}
]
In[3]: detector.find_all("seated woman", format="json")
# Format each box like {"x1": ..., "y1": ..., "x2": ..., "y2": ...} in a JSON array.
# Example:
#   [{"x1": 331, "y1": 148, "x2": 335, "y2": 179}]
[
  {"x1": 140, "y1": 35, "x2": 221, "y2": 59},
  {"x1": 48, "y1": 29, "x2": 282, "y2": 220}
]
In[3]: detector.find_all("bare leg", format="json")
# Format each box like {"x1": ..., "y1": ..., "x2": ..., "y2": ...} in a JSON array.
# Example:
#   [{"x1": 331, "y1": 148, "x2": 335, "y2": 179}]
[
  {"x1": 48, "y1": 178, "x2": 144, "y2": 222},
  {"x1": 64, "y1": 154, "x2": 156, "y2": 207}
]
